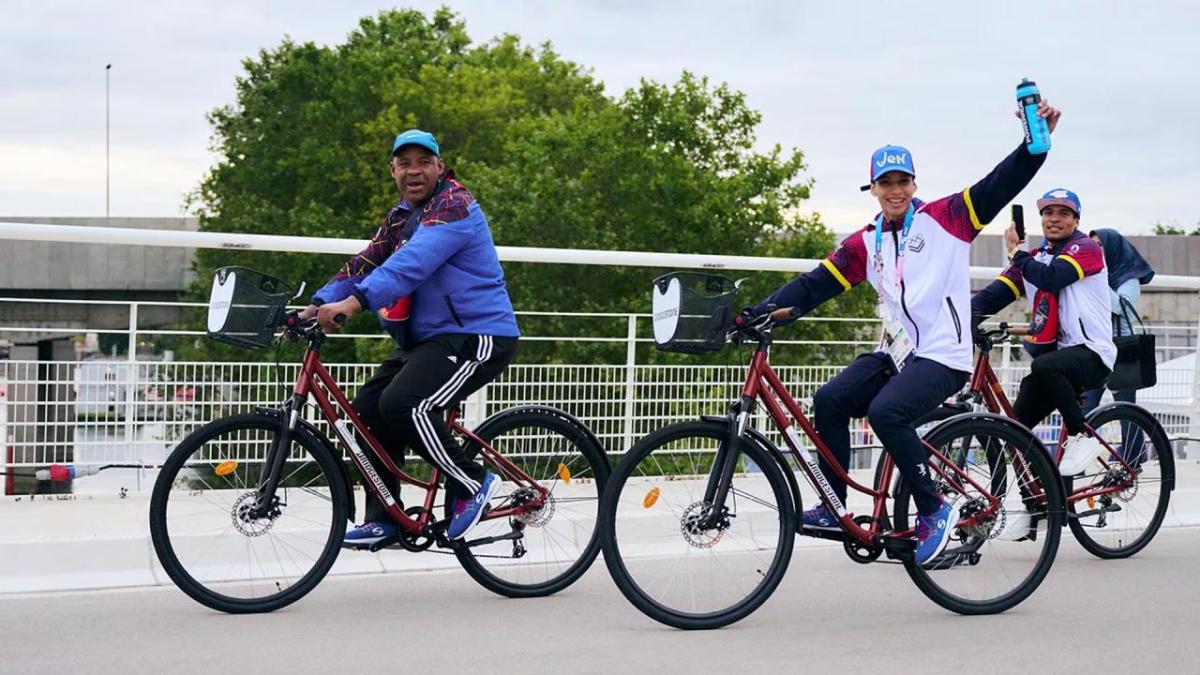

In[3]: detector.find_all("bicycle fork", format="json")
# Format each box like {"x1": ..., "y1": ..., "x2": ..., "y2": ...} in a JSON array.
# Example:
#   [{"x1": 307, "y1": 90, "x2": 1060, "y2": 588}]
[
  {"x1": 250, "y1": 394, "x2": 306, "y2": 519},
  {"x1": 699, "y1": 397, "x2": 754, "y2": 530}
]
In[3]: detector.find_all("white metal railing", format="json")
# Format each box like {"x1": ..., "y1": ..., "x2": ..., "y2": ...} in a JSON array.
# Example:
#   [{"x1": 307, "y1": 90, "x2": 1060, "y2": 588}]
[
  {"x1": 2, "y1": 297, "x2": 1198, "y2": 470},
  {"x1": 6, "y1": 220, "x2": 1200, "y2": 287},
  {"x1": 2, "y1": 221, "x2": 1199, "y2": 476}
]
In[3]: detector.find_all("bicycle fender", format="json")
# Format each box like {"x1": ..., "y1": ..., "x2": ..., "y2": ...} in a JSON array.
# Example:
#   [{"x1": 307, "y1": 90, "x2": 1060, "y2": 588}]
[
  {"x1": 922, "y1": 410, "x2": 1063, "y2": 484},
  {"x1": 473, "y1": 404, "x2": 608, "y2": 457},
  {"x1": 1086, "y1": 402, "x2": 1175, "y2": 491},
  {"x1": 700, "y1": 415, "x2": 803, "y2": 515}
]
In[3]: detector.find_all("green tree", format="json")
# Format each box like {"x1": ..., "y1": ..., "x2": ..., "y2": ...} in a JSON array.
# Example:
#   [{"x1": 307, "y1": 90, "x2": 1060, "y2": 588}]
[
  {"x1": 467, "y1": 72, "x2": 872, "y2": 364},
  {"x1": 1152, "y1": 221, "x2": 1200, "y2": 236},
  {"x1": 181, "y1": 7, "x2": 871, "y2": 367}
]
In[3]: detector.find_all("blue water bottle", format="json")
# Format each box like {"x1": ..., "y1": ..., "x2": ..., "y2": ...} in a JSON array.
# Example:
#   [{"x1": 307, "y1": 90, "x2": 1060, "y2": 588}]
[{"x1": 1016, "y1": 78, "x2": 1051, "y2": 155}]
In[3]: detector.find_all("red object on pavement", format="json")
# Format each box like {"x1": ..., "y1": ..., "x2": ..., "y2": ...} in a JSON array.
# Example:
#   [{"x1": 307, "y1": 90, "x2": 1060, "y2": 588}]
[{"x1": 48, "y1": 464, "x2": 74, "y2": 481}]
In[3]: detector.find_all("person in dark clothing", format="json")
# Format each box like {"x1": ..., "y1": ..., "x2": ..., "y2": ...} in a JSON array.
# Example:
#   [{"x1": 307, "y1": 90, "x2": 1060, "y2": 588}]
[{"x1": 1080, "y1": 228, "x2": 1155, "y2": 413}]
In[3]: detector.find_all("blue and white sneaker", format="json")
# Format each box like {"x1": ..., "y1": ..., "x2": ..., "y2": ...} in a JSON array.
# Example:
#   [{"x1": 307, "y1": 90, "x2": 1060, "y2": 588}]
[
  {"x1": 801, "y1": 503, "x2": 841, "y2": 531},
  {"x1": 447, "y1": 472, "x2": 501, "y2": 540},
  {"x1": 914, "y1": 500, "x2": 960, "y2": 566},
  {"x1": 343, "y1": 521, "x2": 397, "y2": 547}
]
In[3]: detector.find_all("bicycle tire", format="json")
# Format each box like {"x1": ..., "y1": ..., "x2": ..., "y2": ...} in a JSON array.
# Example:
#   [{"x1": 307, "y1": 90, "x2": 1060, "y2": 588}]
[
  {"x1": 1069, "y1": 403, "x2": 1174, "y2": 559},
  {"x1": 599, "y1": 419, "x2": 796, "y2": 630},
  {"x1": 448, "y1": 409, "x2": 609, "y2": 598},
  {"x1": 149, "y1": 413, "x2": 349, "y2": 613},
  {"x1": 895, "y1": 413, "x2": 1064, "y2": 615}
]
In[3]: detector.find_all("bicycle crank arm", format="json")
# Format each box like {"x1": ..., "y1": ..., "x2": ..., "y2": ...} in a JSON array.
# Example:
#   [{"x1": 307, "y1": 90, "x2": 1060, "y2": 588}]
[
  {"x1": 457, "y1": 530, "x2": 525, "y2": 548},
  {"x1": 797, "y1": 526, "x2": 848, "y2": 542}
]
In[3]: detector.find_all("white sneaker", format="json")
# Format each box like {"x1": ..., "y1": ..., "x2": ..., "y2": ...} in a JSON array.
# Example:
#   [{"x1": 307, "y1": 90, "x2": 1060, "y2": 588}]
[
  {"x1": 995, "y1": 511, "x2": 1033, "y2": 541},
  {"x1": 1059, "y1": 434, "x2": 1102, "y2": 476}
]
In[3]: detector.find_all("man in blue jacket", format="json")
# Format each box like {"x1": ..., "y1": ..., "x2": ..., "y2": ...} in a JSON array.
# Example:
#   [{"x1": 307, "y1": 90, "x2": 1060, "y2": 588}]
[{"x1": 304, "y1": 129, "x2": 520, "y2": 545}]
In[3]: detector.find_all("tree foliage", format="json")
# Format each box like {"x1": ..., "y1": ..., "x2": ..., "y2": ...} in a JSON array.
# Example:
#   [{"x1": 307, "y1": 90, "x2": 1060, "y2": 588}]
[{"x1": 182, "y1": 7, "x2": 872, "y2": 366}]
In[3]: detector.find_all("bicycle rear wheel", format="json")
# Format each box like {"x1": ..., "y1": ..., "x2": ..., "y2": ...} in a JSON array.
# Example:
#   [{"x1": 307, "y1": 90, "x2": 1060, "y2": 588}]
[
  {"x1": 894, "y1": 414, "x2": 1064, "y2": 615},
  {"x1": 149, "y1": 413, "x2": 348, "y2": 613},
  {"x1": 449, "y1": 409, "x2": 609, "y2": 598},
  {"x1": 1069, "y1": 404, "x2": 1174, "y2": 559},
  {"x1": 600, "y1": 420, "x2": 796, "y2": 630}
]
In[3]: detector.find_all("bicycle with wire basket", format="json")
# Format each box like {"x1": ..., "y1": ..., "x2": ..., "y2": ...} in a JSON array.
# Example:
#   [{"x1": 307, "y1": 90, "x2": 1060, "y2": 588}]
[
  {"x1": 598, "y1": 272, "x2": 1066, "y2": 630},
  {"x1": 903, "y1": 321, "x2": 1175, "y2": 559},
  {"x1": 149, "y1": 267, "x2": 608, "y2": 613}
]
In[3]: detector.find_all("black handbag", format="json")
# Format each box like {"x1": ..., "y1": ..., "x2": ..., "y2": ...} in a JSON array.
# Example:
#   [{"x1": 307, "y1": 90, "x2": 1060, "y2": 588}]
[{"x1": 1106, "y1": 297, "x2": 1156, "y2": 391}]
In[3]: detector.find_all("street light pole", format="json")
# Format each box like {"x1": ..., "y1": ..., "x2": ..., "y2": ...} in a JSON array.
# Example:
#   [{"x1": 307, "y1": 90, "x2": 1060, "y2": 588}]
[{"x1": 106, "y1": 63, "x2": 111, "y2": 219}]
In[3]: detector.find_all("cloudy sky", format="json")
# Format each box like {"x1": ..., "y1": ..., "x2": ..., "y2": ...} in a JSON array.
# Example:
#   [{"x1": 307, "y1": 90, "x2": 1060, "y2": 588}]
[{"x1": 2, "y1": 1, "x2": 1197, "y2": 234}]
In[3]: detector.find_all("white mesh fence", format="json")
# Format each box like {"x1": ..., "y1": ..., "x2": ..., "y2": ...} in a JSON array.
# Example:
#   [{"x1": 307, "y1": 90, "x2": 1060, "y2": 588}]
[{"x1": 2, "y1": 355, "x2": 1194, "y2": 469}]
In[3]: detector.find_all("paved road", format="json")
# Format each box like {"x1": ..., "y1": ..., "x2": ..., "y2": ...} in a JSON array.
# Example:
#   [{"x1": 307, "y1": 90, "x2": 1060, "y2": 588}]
[{"x1": 2, "y1": 527, "x2": 1197, "y2": 675}]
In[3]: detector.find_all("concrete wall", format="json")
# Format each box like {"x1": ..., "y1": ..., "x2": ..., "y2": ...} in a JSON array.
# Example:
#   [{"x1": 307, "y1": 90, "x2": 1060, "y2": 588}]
[
  {"x1": 970, "y1": 234, "x2": 1200, "y2": 325},
  {"x1": 0, "y1": 217, "x2": 198, "y2": 344},
  {"x1": 968, "y1": 233, "x2": 1200, "y2": 276},
  {"x1": 0, "y1": 217, "x2": 199, "y2": 292}
]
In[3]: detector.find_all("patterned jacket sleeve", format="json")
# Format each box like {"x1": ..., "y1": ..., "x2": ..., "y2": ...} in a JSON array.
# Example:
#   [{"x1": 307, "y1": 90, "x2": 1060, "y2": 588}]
[
  {"x1": 311, "y1": 213, "x2": 400, "y2": 305},
  {"x1": 751, "y1": 227, "x2": 868, "y2": 317},
  {"x1": 1014, "y1": 234, "x2": 1105, "y2": 293},
  {"x1": 920, "y1": 144, "x2": 1047, "y2": 244},
  {"x1": 972, "y1": 264, "x2": 1024, "y2": 318},
  {"x1": 353, "y1": 195, "x2": 474, "y2": 311}
]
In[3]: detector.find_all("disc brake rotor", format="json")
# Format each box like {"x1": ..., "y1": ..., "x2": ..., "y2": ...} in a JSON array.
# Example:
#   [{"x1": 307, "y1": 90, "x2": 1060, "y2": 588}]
[
  {"x1": 679, "y1": 501, "x2": 726, "y2": 549},
  {"x1": 231, "y1": 492, "x2": 279, "y2": 537}
]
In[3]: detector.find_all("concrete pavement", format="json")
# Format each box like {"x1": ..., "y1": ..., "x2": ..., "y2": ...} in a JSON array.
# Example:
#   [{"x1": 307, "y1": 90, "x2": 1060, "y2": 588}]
[{"x1": 0, "y1": 526, "x2": 1197, "y2": 674}]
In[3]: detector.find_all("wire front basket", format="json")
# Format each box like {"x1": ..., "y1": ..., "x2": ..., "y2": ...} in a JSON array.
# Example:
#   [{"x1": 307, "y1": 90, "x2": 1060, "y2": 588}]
[
  {"x1": 651, "y1": 272, "x2": 738, "y2": 354},
  {"x1": 206, "y1": 267, "x2": 295, "y2": 349}
]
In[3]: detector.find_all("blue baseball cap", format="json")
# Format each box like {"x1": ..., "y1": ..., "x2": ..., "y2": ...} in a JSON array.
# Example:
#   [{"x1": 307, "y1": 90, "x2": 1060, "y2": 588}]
[
  {"x1": 391, "y1": 129, "x2": 440, "y2": 156},
  {"x1": 1036, "y1": 188, "x2": 1081, "y2": 216},
  {"x1": 860, "y1": 144, "x2": 916, "y2": 191}
]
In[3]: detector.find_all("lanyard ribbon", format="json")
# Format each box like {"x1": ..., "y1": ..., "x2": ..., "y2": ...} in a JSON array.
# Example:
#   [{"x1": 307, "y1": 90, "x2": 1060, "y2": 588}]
[{"x1": 873, "y1": 203, "x2": 915, "y2": 301}]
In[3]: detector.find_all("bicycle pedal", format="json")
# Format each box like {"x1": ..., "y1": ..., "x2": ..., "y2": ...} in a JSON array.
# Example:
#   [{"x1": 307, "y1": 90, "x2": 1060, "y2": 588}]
[
  {"x1": 371, "y1": 535, "x2": 401, "y2": 552},
  {"x1": 878, "y1": 534, "x2": 916, "y2": 561},
  {"x1": 797, "y1": 526, "x2": 846, "y2": 542}
]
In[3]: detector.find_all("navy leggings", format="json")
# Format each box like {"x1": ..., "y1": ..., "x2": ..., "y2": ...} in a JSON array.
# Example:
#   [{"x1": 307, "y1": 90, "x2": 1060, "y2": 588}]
[{"x1": 813, "y1": 353, "x2": 968, "y2": 515}]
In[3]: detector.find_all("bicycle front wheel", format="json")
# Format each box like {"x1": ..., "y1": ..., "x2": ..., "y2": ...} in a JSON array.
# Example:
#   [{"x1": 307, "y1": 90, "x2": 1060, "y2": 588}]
[
  {"x1": 450, "y1": 409, "x2": 609, "y2": 598},
  {"x1": 600, "y1": 420, "x2": 796, "y2": 630},
  {"x1": 149, "y1": 413, "x2": 349, "y2": 613},
  {"x1": 1069, "y1": 404, "x2": 1174, "y2": 559},
  {"x1": 895, "y1": 414, "x2": 1064, "y2": 615}
]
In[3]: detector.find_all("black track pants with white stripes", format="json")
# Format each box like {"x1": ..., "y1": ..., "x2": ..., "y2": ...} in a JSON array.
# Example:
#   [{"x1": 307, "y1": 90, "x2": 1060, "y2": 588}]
[{"x1": 352, "y1": 334, "x2": 518, "y2": 524}]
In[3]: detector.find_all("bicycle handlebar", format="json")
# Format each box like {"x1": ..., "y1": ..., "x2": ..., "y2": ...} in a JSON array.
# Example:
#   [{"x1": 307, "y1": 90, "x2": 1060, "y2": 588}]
[
  {"x1": 280, "y1": 310, "x2": 347, "y2": 343},
  {"x1": 726, "y1": 306, "x2": 799, "y2": 345}
]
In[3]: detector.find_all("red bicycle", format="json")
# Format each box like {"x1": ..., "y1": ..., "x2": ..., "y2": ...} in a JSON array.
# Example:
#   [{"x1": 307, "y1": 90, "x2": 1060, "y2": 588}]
[
  {"x1": 149, "y1": 268, "x2": 608, "y2": 613},
  {"x1": 909, "y1": 321, "x2": 1175, "y2": 559},
  {"x1": 599, "y1": 273, "x2": 1066, "y2": 630}
]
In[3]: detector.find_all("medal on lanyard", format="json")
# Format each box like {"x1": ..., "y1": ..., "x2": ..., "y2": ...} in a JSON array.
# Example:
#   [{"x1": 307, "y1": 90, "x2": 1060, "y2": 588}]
[{"x1": 873, "y1": 204, "x2": 916, "y2": 372}]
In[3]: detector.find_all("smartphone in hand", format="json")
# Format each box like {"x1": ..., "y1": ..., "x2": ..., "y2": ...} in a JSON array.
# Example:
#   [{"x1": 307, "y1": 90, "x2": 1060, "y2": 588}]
[{"x1": 1012, "y1": 204, "x2": 1025, "y2": 242}]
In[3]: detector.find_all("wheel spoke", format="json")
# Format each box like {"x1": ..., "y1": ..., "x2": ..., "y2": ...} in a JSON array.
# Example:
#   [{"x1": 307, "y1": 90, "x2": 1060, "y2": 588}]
[
  {"x1": 150, "y1": 415, "x2": 346, "y2": 612},
  {"x1": 601, "y1": 422, "x2": 794, "y2": 629}
]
